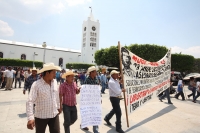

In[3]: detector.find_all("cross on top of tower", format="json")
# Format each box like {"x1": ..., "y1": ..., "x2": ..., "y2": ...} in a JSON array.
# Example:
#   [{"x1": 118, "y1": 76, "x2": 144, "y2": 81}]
[{"x1": 89, "y1": 6, "x2": 92, "y2": 13}]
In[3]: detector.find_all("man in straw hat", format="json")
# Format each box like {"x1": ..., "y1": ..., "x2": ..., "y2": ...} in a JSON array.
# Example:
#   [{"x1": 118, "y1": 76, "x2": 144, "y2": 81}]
[
  {"x1": 104, "y1": 70, "x2": 126, "y2": 133},
  {"x1": 26, "y1": 63, "x2": 61, "y2": 133},
  {"x1": 23, "y1": 67, "x2": 40, "y2": 95},
  {"x1": 81, "y1": 66, "x2": 100, "y2": 133},
  {"x1": 59, "y1": 71, "x2": 80, "y2": 133}
]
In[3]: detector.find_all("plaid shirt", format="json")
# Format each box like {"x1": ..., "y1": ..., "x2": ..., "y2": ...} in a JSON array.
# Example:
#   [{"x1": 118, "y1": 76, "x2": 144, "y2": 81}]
[
  {"x1": 84, "y1": 76, "x2": 99, "y2": 85},
  {"x1": 59, "y1": 82, "x2": 78, "y2": 106},
  {"x1": 24, "y1": 75, "x2": 40, "y2": 91},
  {"x1": 26, "y1": 78, "x2": 60, "y2": 121}
]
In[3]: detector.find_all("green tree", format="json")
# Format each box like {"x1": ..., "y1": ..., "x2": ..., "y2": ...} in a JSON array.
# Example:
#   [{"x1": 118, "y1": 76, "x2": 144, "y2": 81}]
[
  {"x1": 171, "y1": 54, "x2": 194, "y2": 72},
  {"x1": 95, "y1": 44, "x2": 168, "y2": 68},
  {"x1": 192, "y1": 58, "x2": 200, "y2": 73}
]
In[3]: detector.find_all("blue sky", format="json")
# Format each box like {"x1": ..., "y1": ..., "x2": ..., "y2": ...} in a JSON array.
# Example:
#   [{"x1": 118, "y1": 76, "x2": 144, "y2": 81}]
[{"x1": 0, "y1": 0, "x2": 200, "y2": 58}]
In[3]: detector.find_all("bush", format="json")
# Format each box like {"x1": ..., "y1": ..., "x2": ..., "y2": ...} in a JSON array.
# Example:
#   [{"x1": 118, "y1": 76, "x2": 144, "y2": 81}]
[
  {"x1": 0, "y1": 58, "x2": 43, "y2": 67},
  {"x1": 66, "y1": 63, "x2": 94, "y2": 69}
]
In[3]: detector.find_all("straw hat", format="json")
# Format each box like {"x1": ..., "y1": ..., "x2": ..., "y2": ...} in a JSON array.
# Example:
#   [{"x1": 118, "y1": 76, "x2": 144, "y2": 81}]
[
  {"x1": 62, "y1": 71, "x2": 75, "y2": 79},
  {"x1": 30, "y1": 67, "x2": 38, "y2": 72},
  {"x1": 87, "y1": 66, "x2": 97, "y2": 74},
  {"x1": 110, "y1": 70, "x2": 120, "y2": 75},
  {"x1": 38, "y1": 63, "x2": 61, "y2": 74}
]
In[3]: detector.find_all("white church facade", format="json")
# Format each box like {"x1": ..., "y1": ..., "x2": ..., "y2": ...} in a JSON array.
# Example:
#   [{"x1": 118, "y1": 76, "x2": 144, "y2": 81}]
[{"x1": 0, "y1": 12, "x2": 99, "y2": 69}]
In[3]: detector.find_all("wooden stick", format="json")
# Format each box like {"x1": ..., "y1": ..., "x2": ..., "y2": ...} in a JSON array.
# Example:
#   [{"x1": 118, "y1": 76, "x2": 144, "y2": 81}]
[{"x1": 118, "y1": 41, "x2": 129, "y2": 127}]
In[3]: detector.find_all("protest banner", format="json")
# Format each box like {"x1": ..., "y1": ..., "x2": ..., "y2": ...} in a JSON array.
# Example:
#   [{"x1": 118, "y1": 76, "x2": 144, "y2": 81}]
[
  {"x1": 118, "y1": 42, "x2": 171, "y2": 126},
  {"x1": 80, "y1": 85, "x2": 102, "y2": 128}
]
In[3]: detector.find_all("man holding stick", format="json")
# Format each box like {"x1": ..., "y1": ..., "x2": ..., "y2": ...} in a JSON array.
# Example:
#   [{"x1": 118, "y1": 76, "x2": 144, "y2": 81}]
[{"x1": 104, "y1": 70, "x2": 126, "y2": 133}]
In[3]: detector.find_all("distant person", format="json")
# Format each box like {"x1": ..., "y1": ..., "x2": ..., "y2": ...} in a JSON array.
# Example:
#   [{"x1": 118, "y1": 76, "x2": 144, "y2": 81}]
[
  {"x1": 193, "y1": 81, "x2": 200, "y2": 103},
  {"x1": 100, "y1": 72, "x2": 107, "y2": 94},
  {"x1": 23, "y1": 67, "x2": 40, "y2": 95},
  {"x1": 175, "y1": 80, "x2": 185, "y2": 100},
  {"x1": 3, "y1": 66, "x2": 16, "y2": 90},
  {"x1": 15, "y1": 67, "x2": 22, "y2": 88},
  {"x1": 188, "y1": 77, "x2": 196, "y2": 100},
  {"x1": 56, "y1": 71, "x2": 61, "y2": 84}
]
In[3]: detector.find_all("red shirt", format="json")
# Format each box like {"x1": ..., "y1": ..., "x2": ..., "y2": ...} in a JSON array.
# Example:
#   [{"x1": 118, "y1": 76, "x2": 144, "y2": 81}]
[{"x1": 59, "y1": 82, "x2": 78, "y2": 106}]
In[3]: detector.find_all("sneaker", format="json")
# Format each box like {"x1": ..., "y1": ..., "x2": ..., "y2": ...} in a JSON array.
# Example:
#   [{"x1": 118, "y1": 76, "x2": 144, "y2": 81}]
[
  {"x1": 116, "y1": 129, "x2": 125, "y2": 133},
  {"x1": 104, "y1": 118, "x2": 112, "y2": 126},
  {"x1": 168, "y1": 102, "x2": 173, "y2": 104},
  {"x1": 80, "y1": 125, "x2": 89, "y2": 131}
]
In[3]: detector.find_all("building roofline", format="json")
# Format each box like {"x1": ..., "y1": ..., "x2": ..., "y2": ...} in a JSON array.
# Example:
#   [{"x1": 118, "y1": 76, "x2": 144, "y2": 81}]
[{"x1": 0, "y1": 39, "x2": 81, "y2": 54}]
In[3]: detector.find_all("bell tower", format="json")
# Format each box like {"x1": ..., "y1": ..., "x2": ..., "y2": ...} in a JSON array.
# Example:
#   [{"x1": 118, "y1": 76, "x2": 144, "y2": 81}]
[{"x1": 81, "y1": 7, "x2": 100, "y2": 64}]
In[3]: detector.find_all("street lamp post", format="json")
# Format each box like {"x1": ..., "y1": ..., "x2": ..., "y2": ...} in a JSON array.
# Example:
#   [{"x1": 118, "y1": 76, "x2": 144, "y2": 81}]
[
  {"x1": 42, "y1": 42, "x2": 47, "y2": 64},
  {"x1": 33, "y1": 52, "x2": 38, "y2": 67}
]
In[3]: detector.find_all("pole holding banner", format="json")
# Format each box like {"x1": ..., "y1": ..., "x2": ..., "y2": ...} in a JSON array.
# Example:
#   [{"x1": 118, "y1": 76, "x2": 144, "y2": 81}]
[{"x1": 118, "y1": 41, "x2": 129, "y2": 128}]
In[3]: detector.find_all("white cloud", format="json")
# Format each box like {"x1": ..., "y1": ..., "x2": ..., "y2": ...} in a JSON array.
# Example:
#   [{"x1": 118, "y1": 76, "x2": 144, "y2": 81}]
[
  {"x1": 65, "y1": 0, "x2": 92, "y2": 6},
  {"x1": 171, "y1": 46, "x2": 200, "y2": 58},
  {"x1": 0, "y1": 0, "x2": 91, "y2": 23},
  {"x1": 0, "y1": 20, "x2": 14, "y2": 36}
]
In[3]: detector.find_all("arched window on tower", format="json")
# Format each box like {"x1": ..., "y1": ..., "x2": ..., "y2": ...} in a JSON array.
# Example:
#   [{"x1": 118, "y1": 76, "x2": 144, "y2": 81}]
[
  {"x1": 21, "y1": 54, "x2": 26, "y2": 60},
  {"x1": 0, "y1": 52, "x2": 3, "y2": 58},
  {"x1": 59, "y1": 58, "x2": 63, "y2": 67}
]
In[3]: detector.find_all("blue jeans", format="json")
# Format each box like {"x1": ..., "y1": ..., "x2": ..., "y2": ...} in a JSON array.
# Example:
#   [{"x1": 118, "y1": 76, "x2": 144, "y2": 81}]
[
  {"x1": 188, "y1": 87, "x2": 196, "y2": 100},
  {"x1": 160, "y1": 88, "x2": 172, "y2": 103},
  {"x1": 194, "y1": 91, "x2": 200, "y2": 101},
  {"x1": 93, "y1": 125, "x2": 99, "y2": 133},
  {"x1": 63, "y1": 104, "x2": 77, "y2": 133},
  {"x1": 101, "y1": 82, "x2": 106, "y2": 93}
]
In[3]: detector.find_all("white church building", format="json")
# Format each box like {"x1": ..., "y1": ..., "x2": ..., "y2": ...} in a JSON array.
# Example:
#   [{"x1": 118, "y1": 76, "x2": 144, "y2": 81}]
[{"x1": 0, "y1": 12, "x2": 100, "y2": 69}]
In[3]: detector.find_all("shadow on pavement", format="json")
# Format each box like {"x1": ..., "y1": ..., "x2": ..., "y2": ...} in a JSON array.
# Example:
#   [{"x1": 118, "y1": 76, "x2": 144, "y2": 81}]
[
  {"x1": 104, "y1": 123, "x2": 116, "y2": 133},
  {"x1": 125, "y1": 105, "x2": 177, "y2": 132},
  {"x1": 18, "y1": 113, "x2": 27, "y2": 118}
]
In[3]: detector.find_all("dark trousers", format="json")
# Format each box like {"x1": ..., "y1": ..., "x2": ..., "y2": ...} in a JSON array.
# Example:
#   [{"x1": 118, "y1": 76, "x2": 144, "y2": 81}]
[
  {"x1": 194, "y1": 91, "x2": 200, "y2": 101},
  {"x1": 175, "y1": 91, "x2": 185, "y2": 100},
  {"x1": 63, "y1": 104, "x2": 77, "y2": 133},
  {"x1": 160, "y1": 88, "x2": 172, "y2": 103},
  {"x1": 105, "y1": 97, "x2": 122, "y2": 130},
  {"x1": 35, "y1": 115, "x2": 60, "y2": 133},
  {"x1": 188, "y1": 88, "x2": 196, "y2": 99},
  {"x1": 15, "y1": 77, "x2": 21, "y2": 88}
]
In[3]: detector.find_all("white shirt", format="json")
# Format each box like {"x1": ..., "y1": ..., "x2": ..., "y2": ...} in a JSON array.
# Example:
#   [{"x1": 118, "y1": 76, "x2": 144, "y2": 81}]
[
  {"x1": 24, "y1": 71, "x2": 31, "y2": 79},
  {"x1": 26, "y1": 78, "x2": 60, "y2": 121},
  {"x1": 4, "y1": 70, "x2": 15, "y2": 78},
  {"x1": 197, "y1": 81, "x2": 200, "y2": 92},
  {"x1": 108, "y1": 77, "x2": 122, "y2": 97}
]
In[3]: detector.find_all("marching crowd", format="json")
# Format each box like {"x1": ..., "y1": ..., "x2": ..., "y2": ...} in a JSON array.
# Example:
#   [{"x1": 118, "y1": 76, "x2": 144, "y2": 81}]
[
  {"x1": 0, "y1": 63, "x2": 125, "y2": 133},
  {"x1": 1, "y1": 64, "x2": 200, "y2": 133}
]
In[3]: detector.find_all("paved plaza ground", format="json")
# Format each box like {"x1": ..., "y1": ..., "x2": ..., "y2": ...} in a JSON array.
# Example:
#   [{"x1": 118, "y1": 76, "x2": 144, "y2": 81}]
[{"x1": 0, "y1": 83, "x2": 200, "y2": 133}]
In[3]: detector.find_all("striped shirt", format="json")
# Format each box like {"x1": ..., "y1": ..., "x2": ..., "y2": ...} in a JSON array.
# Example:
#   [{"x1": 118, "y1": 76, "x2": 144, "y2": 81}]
[
  {"x1": 59, "y1": 82, "x2": 78, "y2": 106},
  {"x1": 26, "y1": 78, "x2": 60, "y2": 121}
]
